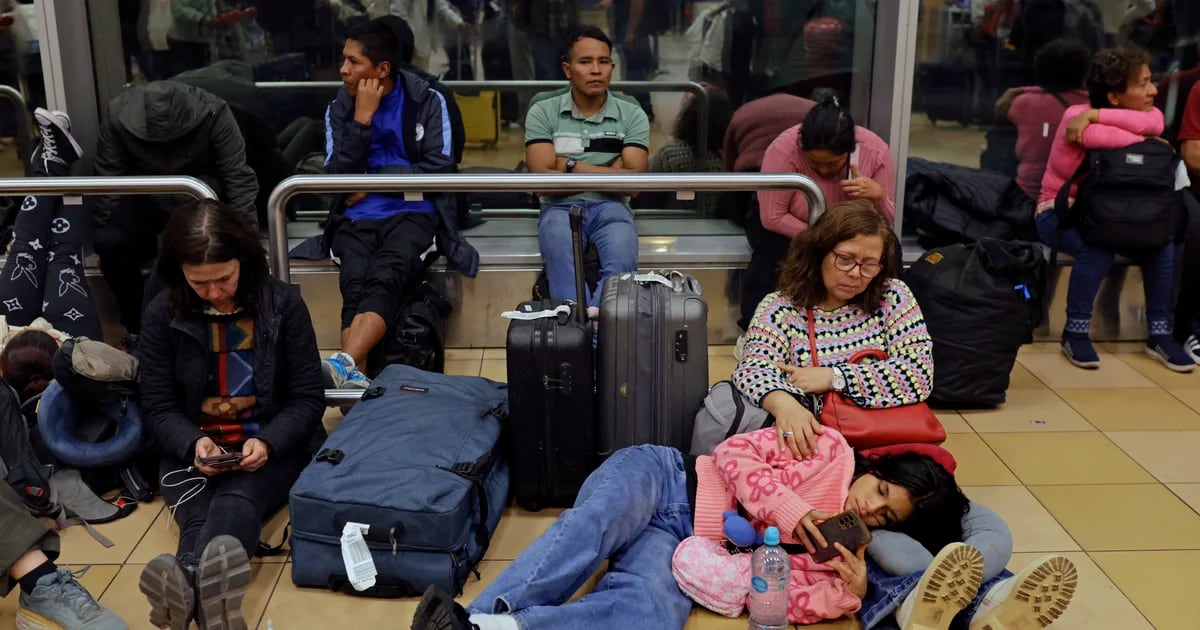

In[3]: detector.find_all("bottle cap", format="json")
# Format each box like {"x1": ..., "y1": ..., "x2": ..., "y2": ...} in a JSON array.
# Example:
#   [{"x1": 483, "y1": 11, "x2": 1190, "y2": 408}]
[{"x1": 763, "y1": 526, "x2": 780, "y2": 546}]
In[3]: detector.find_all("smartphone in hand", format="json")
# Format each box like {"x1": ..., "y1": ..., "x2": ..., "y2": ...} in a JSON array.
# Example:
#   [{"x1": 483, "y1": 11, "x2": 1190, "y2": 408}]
[
  {"x1": 810, "y1": 510, "x2": 872, "y2": 563},
  {"x1": 198, "y1": 452, "x2": 244, "y2": 468}
]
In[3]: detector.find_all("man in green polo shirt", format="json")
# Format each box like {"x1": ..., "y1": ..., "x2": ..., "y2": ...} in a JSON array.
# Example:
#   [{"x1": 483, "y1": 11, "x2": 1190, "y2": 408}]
[{"x1": 524, "y1": 26, "x2": 650, "y2": 315}]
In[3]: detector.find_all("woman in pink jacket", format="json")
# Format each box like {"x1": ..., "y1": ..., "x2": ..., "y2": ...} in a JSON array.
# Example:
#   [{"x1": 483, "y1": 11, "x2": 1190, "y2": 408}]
[{"x1": 1036, "y1": 47, "x2": 1193, "y2": 371}]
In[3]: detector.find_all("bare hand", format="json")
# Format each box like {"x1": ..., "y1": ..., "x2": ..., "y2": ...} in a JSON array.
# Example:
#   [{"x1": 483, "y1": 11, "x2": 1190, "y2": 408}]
[
  {"x1": 354, "y1": 78, "x2": 385, "y2": 125},
  {"x1": 777, "y1": 363, "x2": 835, "y2": 394},
  {"x1": 840, "y1": 165, "x2": 884, "y2": 202},
  {"x1": 239, "y1": 438, "x2": 270, "y2": 472},
  {"x1": 774, "y1": 404, "x2": 825, "y2": 460},
  {"x1": 344, "y1": 192, "x2": 368, "y2": 207},
  {"x1": 993, "y1": 87, "x2": 1024, "y2": 118},
  {"x1": 193, "y1": 437, "x2": 228, "y2": 476},
  {"x1": 792, "y1": 510, "x2": 838, "y2": 553},
  {"x1": 829, "y1": 543, "x2": 869, "y2": 598},
  {"x1": 1066, "y1": 109, "x2": 1099, "y2": 145}
]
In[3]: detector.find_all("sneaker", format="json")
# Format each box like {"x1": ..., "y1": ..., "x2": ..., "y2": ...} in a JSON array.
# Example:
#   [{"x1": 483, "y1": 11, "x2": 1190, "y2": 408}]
[
  {"x1": 32, "y1": 108, "x2": 83, "y2": 172},
  {"x1": 195, "y1": 535, "x2": 252, "y2": 630},
  {"x1": 321, "y1": 352, "x2": 370, "y2": 389},
  {"x1": 897, "y1": 542, "x2": 984, "y2": 630},
  {"x1": 1186, "y1": 334, "x2": 1200, "y2": 365},
  {"x1": 1146, "y1": 335, "x2": 1196, "y2": 373},
  {"x1": 18, "y1": 567, "x2": 127, "y2": 630},
  {"x1": 139, "y1": 555, "x2": 194, "y2": 630},
  {"x1": 968, "y1": 554, "x2": 1078, "y2": 630},
  {"x1": 411, "y1": 585, "x2": 478, "y2": 630},
  {"x1": 1060, "y1": 333, "x2": 1100, "y2": 369}
]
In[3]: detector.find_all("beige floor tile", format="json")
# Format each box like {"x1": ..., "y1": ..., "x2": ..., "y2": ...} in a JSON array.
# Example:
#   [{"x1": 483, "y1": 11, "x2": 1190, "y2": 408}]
[
  {"x1": 959, "y1": 390, "x2": 1095, "y2": 433},
  {"x1": 981, "y1": 433, "x2": 1155, "y2": 485},
  {"x1": 0, "y1": 565, "x2": 120, "y2": 629},
  {"x1": 1056, "y1": 388, "x2": 1200, "y2": 431},
  {"x1": 1166, "y1": 388, "x2": 1200, "y2": 415},
  {"x1": 1097, "y1": 342, "x2": 1148, "y2": 355},
  {"x1": 1031, "y1": 484, "x2": 1200, "y2": 551},
  {"x1": 1106, "y1": 431, "x2": 1200, "y2": 483},
  {"x1": 444, "y1": 358, "x2": 483, "y2": 377},
  {"x1": 939, "y1": 434, "x2": 1019, "y2": 486},
  {"x1": 1167, "y1": 483, "x2": 1200, "y2": 514},
  {"x1": 709, "y1": 355, "x2": 738, "y2": 385},
  {"x1": 1007, "y1": 362, "x2": 1047, "y2": 389},
  {"x1": 445, "y1": 348, "x2": 484, "y2": 361},
  {"x1": 483, "y1": 348, "x2": 506, "y2": 361},
  {"x1": 1017, "y1": 351, "x2": 1157, "y2": 389},
  {"x1": 1018, "y1": 342, "x2": 1068, "y2": 355},
  {"x1": 708, "y1": 345, "x2": 735, "y2": 357},
  {"x1": 934, "y1": 410, "x2": 973, "y2": 433},
  {"x1": 480, "y1": 358, "x2": 507, "y2": 382},
  {"x1": 1116, "y1": 351, "x2": 1200, "y2": 390},
  {"x1": 1004, "y1": 552, "x2": 1152, "y2": 630},
  {"x1": 101, "y1": 562, "x2": 283, "y2": 630},
  {"x1": 56, "y1": 499, "x2": 165, "y2": 566},
  {"x1": 962, "y1": 486, "x2": 1079, "y2": 552},
  {"x1": 485, "y1": 507, "x2": 564, "y2": 562},
  {"x1": 321, "y1": 406, "x2": 345, "y2": 434},
  {"x1": 1090, "y1": 551, "x2": 1200, "y2": 630}
]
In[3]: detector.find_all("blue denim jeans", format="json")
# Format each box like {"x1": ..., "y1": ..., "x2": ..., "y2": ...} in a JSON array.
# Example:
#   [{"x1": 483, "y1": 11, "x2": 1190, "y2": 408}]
[
  {"x1": 468, "y1": 445, "x2": 694, "y2": 630},
  {"x1": 539, "y1": 200, "x2": 639, "y2": 308},
  {"x1": 1035, "y1": 209, "x2": 1175, "y2": 335},
  {"x1": 858, "y1": 559, "x2": 1013, "y2": 629}
]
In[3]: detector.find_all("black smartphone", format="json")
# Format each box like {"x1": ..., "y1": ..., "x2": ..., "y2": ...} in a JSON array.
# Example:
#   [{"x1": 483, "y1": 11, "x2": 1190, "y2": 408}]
[
  {"x1": 198, "y1": 452, "x2": 244, "y2": 468},
  {"x1": 810, "y1": 510, "x2": 872, "y2": 563}
]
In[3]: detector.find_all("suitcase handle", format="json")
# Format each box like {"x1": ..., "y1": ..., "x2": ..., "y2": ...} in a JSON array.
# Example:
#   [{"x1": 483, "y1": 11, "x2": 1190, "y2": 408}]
[{"x1": 569, "y1": 204, "x2": 588, "y2": 325}]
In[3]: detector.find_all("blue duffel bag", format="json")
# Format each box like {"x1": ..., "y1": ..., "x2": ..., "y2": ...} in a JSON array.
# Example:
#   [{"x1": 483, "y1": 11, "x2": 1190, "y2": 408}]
[{"x1": 289, "y1": 365, "x2": 509, "y2": 597}]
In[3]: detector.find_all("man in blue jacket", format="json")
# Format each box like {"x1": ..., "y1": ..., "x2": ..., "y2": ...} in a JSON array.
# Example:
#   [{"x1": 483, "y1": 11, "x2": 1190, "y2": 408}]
[{"x1": 322, "y1": 17, "x2": 477, "y2": 389}]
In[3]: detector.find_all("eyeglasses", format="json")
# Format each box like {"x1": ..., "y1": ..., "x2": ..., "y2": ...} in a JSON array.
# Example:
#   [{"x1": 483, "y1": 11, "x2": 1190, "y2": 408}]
[{"x1": 831, "y1": 252, "x2": 882, "y2": 278}]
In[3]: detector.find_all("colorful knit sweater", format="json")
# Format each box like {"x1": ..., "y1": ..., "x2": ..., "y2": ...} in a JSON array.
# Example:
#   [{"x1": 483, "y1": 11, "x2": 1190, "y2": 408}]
[{"x1": 733, "y1": 279, "x2": 934, "y2": 410}]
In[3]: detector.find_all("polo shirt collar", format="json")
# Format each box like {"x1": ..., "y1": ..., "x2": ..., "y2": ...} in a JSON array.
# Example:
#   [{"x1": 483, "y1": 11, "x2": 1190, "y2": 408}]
[{"x1": 563, "y1": 90, "x2": 616, "y2": 123}]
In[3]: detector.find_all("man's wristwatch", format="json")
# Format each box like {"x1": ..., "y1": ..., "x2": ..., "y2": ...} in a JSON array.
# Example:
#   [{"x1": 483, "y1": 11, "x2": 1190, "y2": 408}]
[
  {"x1": 565, "y1": 158, "x2": 578, "y2": 173},
  {"x1": 830, "y1": 367, "x2": 846, "y2": 392}
]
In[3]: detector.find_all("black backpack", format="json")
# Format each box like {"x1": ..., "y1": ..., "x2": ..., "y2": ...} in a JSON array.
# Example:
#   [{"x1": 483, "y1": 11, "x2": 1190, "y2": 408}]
[
  {"x1": 1056, "y1": 139, "x2": 1182, "y2": 252},
  {"x1": 0, "y1": 382, "x2": 57, "y2": 516},
  {"x1": 367, "y1": 281, "x2": 453, "y2": 377}
]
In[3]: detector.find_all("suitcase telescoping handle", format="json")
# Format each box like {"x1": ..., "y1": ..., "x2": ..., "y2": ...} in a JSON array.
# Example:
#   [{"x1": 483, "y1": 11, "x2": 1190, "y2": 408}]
[{"x1": 569, "y1": 204, "x2": 588, "y2": 325}]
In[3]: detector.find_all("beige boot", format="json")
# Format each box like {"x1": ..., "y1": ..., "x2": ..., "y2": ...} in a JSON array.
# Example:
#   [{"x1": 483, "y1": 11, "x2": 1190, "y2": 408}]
[
  {"x1": 968, "y1": 555, "x2": 1077, "y2": 630},
  {"x1": 897, "y1": 542, "x2": 985, "y2": 630}
]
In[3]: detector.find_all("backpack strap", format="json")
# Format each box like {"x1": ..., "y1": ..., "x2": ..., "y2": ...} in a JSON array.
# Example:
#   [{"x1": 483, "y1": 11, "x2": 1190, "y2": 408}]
[
  {"x1": 447, "y1": 446, "x2": 497, "y2": 563},
  {"x1": 1054, "y1": 153, "x2": 1093, "y2": 226},
  {"x1": 1049, "y1": 92, "x2": 1071, "y2": 110}
]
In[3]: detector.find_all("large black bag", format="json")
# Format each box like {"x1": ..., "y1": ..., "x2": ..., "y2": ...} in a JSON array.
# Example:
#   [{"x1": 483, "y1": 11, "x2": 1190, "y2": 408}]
[
  {"x1": 917, "y1": 60, "x2": 975, "y2": 126},
  {"x1": 1057, "y1": 139, "x2": 1181, "y2": 251},
  {"x1": 904, "y1": 238, "x2": 1047, "y2": 406},
  {"x1": 367, "y1": 280, "x2": 452, "y2": 377}
]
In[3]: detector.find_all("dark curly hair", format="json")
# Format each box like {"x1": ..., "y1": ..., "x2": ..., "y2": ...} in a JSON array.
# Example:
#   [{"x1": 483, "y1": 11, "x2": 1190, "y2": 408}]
[
  {"x1": 1034, "y1": 38, "x2": 1092, "y2": 93},
  {"x1": 673, "y1": 84, "x2": 734, "y2": 156},
  {"x1": 1, "y1": 330, "x2": 59, "y2": 402},
  {"x1": 777, "y1": 199, "x2": 897, "y2": 312},
  {"x1": 156, "y1": 200, "x2": 268, "y2": 316},
  {"x1": 1086, "y1": 47, "x2": 1151, "y2": 109},
  {"x1": 854, "y1": 451, "x2": 970, "y2": 554}
]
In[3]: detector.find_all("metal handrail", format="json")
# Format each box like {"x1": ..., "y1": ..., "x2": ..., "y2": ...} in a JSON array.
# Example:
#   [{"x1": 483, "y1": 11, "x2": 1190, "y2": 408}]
[
  {"x1": 0, "y1": 176, "x2": 218, "y2": 202},
  {"x1": 256, "y1": 79, "x2": 710, "y2": 163},
  {"x1": 267, "y1": 173, "x2": 825, "y2": 283},
  {"x1": 0, "y1": 85, "x2": 34, "y2": 176}
]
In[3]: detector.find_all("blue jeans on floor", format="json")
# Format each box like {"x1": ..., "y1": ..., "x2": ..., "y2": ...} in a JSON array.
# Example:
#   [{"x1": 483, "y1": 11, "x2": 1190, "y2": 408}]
[
  {"x1": 858, "y1": 558, "x2": 1012, "y2": 629},
  {"x1": 1035, "y1": 209, "x2": 1175, "y2": 334},
  {"x1": 539, "y1": 200, "x2": 639, "y2": 308},
  {"x1": 467, "y1": 445, "x2": 694, "y2": 630}
]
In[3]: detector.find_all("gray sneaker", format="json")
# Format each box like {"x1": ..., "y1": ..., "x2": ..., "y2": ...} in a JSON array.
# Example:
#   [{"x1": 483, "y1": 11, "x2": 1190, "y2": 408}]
[
  {"x1": 195, "y1": 535, "x2": 252, "y2": 630},
  {"x1": 17, "y1": 567, "x2": 126, "y2": 630},
  {"x1": 139, "y1": 555, "x2": 194, "y2": 630}
]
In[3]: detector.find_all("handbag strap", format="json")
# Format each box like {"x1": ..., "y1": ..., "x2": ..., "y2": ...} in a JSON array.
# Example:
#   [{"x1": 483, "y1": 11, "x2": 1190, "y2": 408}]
[{"x1": 805, "y1": 309, "x2": 820, "y2": 368}]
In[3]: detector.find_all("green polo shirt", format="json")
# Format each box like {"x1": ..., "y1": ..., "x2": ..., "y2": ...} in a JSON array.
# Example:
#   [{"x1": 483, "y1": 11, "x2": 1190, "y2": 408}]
[{"x1": 525, "y1": 89, "x2": 651, "y2": 206}]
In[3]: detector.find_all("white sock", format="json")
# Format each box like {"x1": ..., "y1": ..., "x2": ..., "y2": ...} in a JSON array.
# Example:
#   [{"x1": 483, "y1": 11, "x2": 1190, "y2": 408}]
[
  {"x1": 895, "y1": 586, "x2": 918, "y2": 628},
  {"x1": 468, "y1": 613, "x2": 519, "y2": 630},
  {"x1": 970, "y1": 576, "x2": 1014, "y2": 622}
]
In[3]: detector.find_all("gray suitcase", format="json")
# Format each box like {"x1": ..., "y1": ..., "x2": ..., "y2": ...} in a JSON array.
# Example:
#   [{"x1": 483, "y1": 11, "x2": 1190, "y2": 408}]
[{"x1": 597, "y1": 272, "x2": 709, "y2": 457}]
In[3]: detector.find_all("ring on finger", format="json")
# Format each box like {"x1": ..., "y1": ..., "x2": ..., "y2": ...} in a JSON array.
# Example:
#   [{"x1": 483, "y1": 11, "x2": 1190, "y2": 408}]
[{"x1": 781, "y1": 431, "x2": 794, "y2": 437}]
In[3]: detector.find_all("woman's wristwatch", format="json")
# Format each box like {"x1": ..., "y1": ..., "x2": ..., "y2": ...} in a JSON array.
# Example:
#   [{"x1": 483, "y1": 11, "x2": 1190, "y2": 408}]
[{"x1": 830, "y1": 367, "x2": 846, "y2": 393}]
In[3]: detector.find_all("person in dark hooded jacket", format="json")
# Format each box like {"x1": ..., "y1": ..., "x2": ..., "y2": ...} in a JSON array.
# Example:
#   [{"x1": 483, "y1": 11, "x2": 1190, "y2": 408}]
[{"x1": 92, "y1": 81, "x2": 258, "y2": 336}]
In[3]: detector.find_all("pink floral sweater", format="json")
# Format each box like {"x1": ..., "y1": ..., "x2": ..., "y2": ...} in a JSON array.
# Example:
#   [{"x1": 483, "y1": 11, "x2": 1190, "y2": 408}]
[{"x1": 693, "y1": 427, "x2": 860, "y2": 622}]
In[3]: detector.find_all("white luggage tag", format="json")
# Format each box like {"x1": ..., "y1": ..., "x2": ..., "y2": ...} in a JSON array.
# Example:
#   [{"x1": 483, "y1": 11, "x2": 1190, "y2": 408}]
[
  {"x1": 500, "y1": 304, "x2": 573, "y2": 320},
  {"x1": 341, "y1": 522, "x2": 377, "y2": 592}
]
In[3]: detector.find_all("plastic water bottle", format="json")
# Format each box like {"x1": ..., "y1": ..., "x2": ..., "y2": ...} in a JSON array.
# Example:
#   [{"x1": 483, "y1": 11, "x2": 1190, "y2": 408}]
[{"x1": 748, "y1": 526, "x2": 790, "y2": 630}]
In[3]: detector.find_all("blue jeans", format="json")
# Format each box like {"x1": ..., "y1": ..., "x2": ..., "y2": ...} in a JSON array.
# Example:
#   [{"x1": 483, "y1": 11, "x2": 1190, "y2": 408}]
[
  {"x1": 858, "y1": 559, "x2": 1013, "y2": 629},
  {"x1": 468, "y1": 445, "x2": 694, "y2": 630},
  {"x1": 1035, "y1": 209, "x2": 1175, "y2": 336},
  {"x1": 539, "y1": 200, "x2": 639, "y2": 308}
]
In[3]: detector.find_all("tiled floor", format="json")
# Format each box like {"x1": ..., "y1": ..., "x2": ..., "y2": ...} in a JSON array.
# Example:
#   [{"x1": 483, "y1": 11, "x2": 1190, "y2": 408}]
[{"x1": 5, "y1": 342, "x2": 1200, "y2": 629}]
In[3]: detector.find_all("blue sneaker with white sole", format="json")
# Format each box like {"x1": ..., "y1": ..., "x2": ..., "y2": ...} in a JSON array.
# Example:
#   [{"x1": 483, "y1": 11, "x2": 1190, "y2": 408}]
[
  {"x1": 1061, "y1": 333, "x2": 1100, "y2": 369},
  {"x1": 1146, "y1": 335, "x2": 1195, "y2": 373},
  {"x1": 322, "y1": 352, "x2": 371, "y2": 389}
]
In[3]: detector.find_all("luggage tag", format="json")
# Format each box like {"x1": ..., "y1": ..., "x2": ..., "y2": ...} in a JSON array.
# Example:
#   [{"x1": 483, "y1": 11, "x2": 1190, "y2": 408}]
[
  {"x1": 341, "y1": 522, "x2": 377, "y2": 591},
  {"x1": 500, "y1": 304, "x2": 573, "y2": 320}
]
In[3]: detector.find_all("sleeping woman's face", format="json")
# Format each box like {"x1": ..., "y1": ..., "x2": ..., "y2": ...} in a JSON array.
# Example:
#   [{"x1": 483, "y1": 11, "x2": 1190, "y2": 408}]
[{"x1": 844, "y1": 473, "x2": 917, "y2": 529}]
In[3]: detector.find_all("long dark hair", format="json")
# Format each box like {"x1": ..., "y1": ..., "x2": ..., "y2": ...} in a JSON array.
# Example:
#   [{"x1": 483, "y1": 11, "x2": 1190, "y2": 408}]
[
  {"x1": 156, "y1": 200, "x2": 268, "y2": 315},
  {"x1": 777, "y1": 199, "x2": 897, "y2": 312},
  {"x1": 1, "y1": 330, "x2": 58, "y2": 401},
  {"x1": 1086, "y1": 46, "x2": 1151, "y2": 109},
  {"x1": 673, "y1": 84, "x2": 733, "y2": 157},
  {"x1": 854, "y1": 452, "x2": 970, "y2": 554},
  {"x1": 799, "y1": 95, "x2": 857, "y2": 155}
]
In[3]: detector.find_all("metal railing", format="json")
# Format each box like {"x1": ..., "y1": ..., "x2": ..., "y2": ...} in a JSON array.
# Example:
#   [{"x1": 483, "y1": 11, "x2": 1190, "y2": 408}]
[
  {"x1": 0, "y1": 85, "x2": 34, "y2": 176},
  {"x1": 267, "y1": 173, "x2": 825, "y2": 283},
  {"x1": 256, "y1": 79, "x2": 710, "y2": 163},
  {"x1": 0, "y1": 175, "x2": 218, "y2": 203}
]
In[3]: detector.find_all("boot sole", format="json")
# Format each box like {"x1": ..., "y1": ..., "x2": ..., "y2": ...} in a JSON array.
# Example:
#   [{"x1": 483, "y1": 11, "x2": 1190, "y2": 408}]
[
  {"x1": 1144, "y1": 347, "x2": 1196, "y2": 373},
  {"x1": 196, "y1": 536, "x2": 253, "y2": 630},
  {"x1": 903, "y1": 543, "x2": 984, "y2": 630},
  {"x1": 411, "y1": 585, "x2": 465, "y2": 630},
  {"x1": 139, "y1": 555, "x2": 195, "y2": 630},
  {"x1": 969, "y1": 555, "x2": 1077, "y2": 630}
]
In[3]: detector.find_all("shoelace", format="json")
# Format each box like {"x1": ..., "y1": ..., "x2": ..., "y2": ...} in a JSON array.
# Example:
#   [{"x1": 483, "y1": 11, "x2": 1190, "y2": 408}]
[
  {"x1": 39, "y1": 125, "x2": 58, "y2": 161},
  {"x1": 50, "y1": 567, "x2": 102, "y2": 617}
]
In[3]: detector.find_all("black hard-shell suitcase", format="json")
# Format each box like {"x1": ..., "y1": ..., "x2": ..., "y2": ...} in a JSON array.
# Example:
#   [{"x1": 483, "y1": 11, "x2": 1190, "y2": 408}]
[
  {"x1": 504, "y1": 204, "x2": 595, "y2": 510},
  {"x1": 917, "y1": 60, "x2": 975, "y2": 126}
]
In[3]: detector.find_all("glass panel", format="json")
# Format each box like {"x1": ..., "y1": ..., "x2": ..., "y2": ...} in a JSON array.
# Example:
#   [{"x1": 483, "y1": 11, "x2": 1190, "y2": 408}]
[{"x1": 0, "y1": 0, "x2": 42, "y2": 178}]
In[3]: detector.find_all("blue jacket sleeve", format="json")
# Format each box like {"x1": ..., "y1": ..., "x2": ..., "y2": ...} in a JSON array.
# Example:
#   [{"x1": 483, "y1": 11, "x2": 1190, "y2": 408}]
[{"x1": 324, "y1": 102, "x2": 373, "y2": 175}]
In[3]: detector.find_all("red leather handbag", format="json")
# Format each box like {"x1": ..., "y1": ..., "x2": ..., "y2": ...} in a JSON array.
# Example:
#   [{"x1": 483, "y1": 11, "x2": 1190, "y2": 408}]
[{"x1": 806, "y1": 313, "x2": 945, "y2": 449}]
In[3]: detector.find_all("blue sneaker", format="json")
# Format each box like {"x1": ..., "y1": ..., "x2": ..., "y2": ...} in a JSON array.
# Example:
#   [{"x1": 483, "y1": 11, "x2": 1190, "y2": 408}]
[
  {"x1": 1061, "y1": 333, "x2": 1100, "y2": 369},
  {"x1": 1146, "y1": 335, "x2": 1195, "y2": 373},
  {"x1": 20, "y1": 567, "x2": 127, "y2": 630},
  {"x1": 322, "y1": 352, "x2": 371, "y2": 389}
]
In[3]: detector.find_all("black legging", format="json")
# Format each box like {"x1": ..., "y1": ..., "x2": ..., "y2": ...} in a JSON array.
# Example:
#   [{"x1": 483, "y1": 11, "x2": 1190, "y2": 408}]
[{"x1": 0, "y1": 158, "x2": 101, "y2": 339}]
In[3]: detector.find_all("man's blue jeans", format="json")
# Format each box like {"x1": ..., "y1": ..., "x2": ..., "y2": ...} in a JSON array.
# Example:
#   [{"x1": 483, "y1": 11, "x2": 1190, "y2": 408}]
[
  {"x1": 859, "y1": 558, "x2": 1012, "y2": 629},
  {"x1": 539, "y1": 200, "x2": 639, "y2": 308},
  {"x1": 467, "y1": 445, "x2": 694, "y2": 630}
]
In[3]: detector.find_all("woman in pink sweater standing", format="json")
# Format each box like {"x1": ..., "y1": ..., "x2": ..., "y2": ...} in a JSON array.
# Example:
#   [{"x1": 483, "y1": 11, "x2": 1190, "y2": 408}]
[
  {"x1": 1036, "y1": 47, "x2": 1193, "y2": 371},
  {"x1": 739, "y1": 97, "x2": 896, "y2": 339}
]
